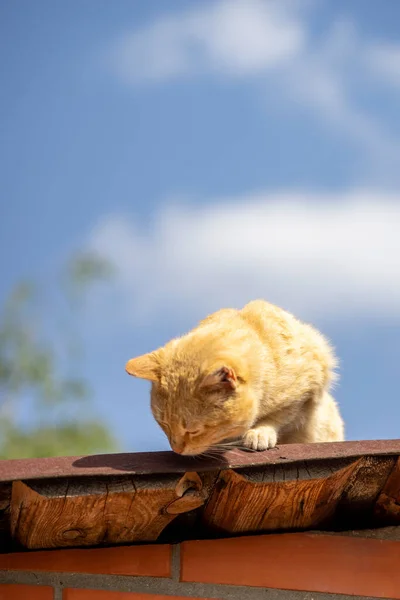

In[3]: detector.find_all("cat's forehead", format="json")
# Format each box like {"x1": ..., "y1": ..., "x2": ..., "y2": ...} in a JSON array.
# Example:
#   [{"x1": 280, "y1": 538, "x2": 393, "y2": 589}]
[
  {"x1": 158, "y1": 370, "x2": 198, "y2": 394},
  {"x1": 152, "y1": 381, "x2": 203, "y2": 423},
  {"x1": 159, "y1": 355, "x2": 201, "y2": 386}
]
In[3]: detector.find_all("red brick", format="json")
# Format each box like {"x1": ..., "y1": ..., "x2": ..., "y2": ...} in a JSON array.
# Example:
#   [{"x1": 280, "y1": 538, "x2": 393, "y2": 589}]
[
  {"x1": 64, "y1": 590, "x2": 213, "y2": 600},
  {"x1": 0, "y1": 584, "x2": 53, "y2": 600},
  {"x1": 0, "y1": 545, "x2": 170, "y2": 577},
  {"x1": 181, "y1": 532, "x2": 400, "y2": 599}
]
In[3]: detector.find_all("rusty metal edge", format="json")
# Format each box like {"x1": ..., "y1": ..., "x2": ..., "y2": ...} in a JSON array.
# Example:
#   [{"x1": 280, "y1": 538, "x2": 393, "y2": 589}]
[{"x1": 0, "y1": 439, "x2": 399, "y2": 484}]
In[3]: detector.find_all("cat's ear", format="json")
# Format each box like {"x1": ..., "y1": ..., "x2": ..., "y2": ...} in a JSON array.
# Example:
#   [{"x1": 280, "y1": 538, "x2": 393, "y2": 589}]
[
  {"x1": 200, "y1": 366, "x2": 237, "y2": 391},
  {"x1": 125, "y1": 352, "x2": 160, "y2": 382}
]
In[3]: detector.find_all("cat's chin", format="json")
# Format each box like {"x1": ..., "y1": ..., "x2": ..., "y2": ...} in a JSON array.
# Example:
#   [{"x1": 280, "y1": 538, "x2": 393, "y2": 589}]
[
  {"x1": 170, "y1": 444, "x2": 224, "y2": 457},
  {"x1": 172, "y1": 448, "x2": 210, "y2": 457},
  {"x1": 172, "y1": 442, "x2": 241, "y2": 457}
]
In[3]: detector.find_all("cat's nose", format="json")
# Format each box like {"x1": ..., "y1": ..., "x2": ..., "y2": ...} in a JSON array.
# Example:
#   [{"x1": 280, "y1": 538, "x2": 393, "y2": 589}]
[{"x1": 171, "y1": 441, "x2": 185, "y2": 454}]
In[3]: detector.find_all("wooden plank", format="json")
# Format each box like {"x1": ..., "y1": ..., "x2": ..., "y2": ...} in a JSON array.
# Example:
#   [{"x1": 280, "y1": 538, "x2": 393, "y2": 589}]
[
  {"x1": 0, "y1": 483, "x2": 11, "y2": 552},
  {"x1": 374, "y1": 456, "x2": 400, "y2": 523},
  {"x1": 10, "y1": 473, "x2": 208, "y2": 550},
  {"x1": 339, "y1": 456, "x2": 395, "y2": 505},
  {"x1": 333, "y1": 455, "x2": 396, "y2": 528},
  {"x1": 2, "y1": 451, "x2": 400, "y2": 551},
  {"x1": 203, "y1": 459, "x2": 362, "y2": 533},
  {"x1": 1, "y1": 439, "x2": 400, "y2": 482}
]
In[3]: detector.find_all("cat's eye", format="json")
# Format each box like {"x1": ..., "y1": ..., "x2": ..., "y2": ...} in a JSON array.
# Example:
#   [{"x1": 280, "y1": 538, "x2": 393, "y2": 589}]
[{"x1": 187, "y1": 429, "x2": 201, "y2": 436}]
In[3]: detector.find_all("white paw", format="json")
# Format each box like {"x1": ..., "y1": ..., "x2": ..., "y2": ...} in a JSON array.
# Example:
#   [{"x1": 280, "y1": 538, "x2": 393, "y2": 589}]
[{"x1": 243, "y1": 426, "x2": 277, "y2": 451}]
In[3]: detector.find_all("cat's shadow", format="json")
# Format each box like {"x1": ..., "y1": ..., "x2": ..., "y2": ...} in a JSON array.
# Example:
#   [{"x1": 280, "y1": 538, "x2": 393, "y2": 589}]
[{"x1": 72, "y1": 449, "x2": 230, "y2": 474}]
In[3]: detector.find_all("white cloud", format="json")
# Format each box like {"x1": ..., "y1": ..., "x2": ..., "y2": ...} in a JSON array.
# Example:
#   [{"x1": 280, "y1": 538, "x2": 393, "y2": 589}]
[
  {"x1": 110, "y1": 0, "x2": 304, "y2": 84},
  {"x1": 88, "y1": 191, "x2": 400, "y2": 324},
  {"x1": 107, "y1": 1, "x2": 400, "y2": 180},
  {"x1": 101, "y1": 5, "x2": 400, "y2": 320},
  {"x1": 367, "y1": 43, "x2": 400, "y2": 88},
  {"x1": 282, "y1": 54, "x2": 400, "y2": 175}
]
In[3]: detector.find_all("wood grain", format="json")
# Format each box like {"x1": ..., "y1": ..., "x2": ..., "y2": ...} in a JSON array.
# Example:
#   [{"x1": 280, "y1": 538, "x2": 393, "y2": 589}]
[
  {"x1": 374, "y1": 457, "x2": 400, "y2": 523},
  {"x1": 2, "y1": 447, "x2": 400, "y2": 551},
  {"x1": 0, "y1": 483, "x2": 11, "y2": 552},
  {"x1": 2, "y1": 440, "x2": 400, "y2": 483},
  {"x1": 203, "y1": 460, "x2": 362, "y2": 533},
  {"x1": 334, "y1": 456, "x2": 395, "y2": 527},
  {"x1": 10, "y1": 473, "x2": 207, "y2": 550}
]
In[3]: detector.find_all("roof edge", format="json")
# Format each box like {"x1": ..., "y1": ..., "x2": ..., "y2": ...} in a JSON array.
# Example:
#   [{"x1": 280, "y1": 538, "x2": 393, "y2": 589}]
[{"x1": 1, "y1": 439, "x2": 400, "y2": 483}]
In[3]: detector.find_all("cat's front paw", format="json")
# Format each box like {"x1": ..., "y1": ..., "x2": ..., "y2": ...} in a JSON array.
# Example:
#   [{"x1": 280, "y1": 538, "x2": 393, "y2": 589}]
[{"x1": 243, "y1": 426, "x2": 277, "y2": 451}]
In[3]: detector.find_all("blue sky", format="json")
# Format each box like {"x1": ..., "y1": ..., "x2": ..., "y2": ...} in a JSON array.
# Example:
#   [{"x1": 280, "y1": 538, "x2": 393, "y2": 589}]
[{"x1": 1, "y1": 0, "x2": 400, "y2": 453}]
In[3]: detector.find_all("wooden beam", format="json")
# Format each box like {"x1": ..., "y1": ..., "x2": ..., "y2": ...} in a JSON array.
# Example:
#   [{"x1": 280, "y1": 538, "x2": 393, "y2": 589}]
[
  {"x1": 2, "y1": 450, "x2": 400, "y2": 551},
  {"x1": 375, "y1": 456, "x2": 400, "y2": 524},
  {"x1": 10, "y1": 473, "x2": 208, "y2": 550},
  {"x1": 203, "y1": 458, "x2": 361, "y2": 533}
]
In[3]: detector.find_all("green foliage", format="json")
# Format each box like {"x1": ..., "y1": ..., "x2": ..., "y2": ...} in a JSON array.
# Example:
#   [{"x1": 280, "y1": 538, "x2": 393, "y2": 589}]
[
  {"x1": 0, "y1": 252, "x2": 118, "y2": 459},
  {"x1": 63, "y1": 251, "x2": 115, "y2": 308},
  {"x1": 0, "y1": 419, "x2": 116, "y2": 460}
]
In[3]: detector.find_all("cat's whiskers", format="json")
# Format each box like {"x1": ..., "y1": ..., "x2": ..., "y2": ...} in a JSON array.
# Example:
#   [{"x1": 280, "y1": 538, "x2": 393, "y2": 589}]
[
  {"x1": 197, "y1": 450, "x2": 225, "y2": 460},
  {"x1": 213, "y1": 440, "x2": 242, "y2": 449},
  {"x1": 213, "y1": 441, "x2": 259, "y2": 453}
]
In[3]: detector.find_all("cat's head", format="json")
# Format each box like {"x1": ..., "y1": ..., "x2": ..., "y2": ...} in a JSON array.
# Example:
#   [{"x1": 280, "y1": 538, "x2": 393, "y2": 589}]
[{"x1": 125, "y1": 340, "x2": 257, "y2": 455}]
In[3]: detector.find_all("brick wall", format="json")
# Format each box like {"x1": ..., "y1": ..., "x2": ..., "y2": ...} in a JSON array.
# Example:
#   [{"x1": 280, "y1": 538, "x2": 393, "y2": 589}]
[{"x1": 1, "y1": 532, "x2": 400, "y2": 600}]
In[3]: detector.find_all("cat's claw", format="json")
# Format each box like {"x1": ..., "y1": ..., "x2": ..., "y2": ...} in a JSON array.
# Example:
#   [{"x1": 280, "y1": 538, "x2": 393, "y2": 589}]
[{"x1": 243, "y1": 426, "x2": 277, "y2": 451}]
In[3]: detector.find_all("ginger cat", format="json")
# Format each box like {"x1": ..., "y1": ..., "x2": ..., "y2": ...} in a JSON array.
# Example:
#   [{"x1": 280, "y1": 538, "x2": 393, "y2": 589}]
[{"x1": 125, "y1": 300, "x2": 344, "y2": 455}]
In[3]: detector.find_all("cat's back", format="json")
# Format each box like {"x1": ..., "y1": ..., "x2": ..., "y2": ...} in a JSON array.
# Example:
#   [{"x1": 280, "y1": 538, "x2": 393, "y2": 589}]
[
  {"x1": 192, "y1": 299, "x2": 333, "y2": 361},
  {"x1": 196, "y1": 307, "x2": 243, "y2": 332},
  {"x1": 195, "y1": 301, "x2": 304, "y2": 344},
  {"x1": 239, "y1": 299, "x2": 335, "y2": 367},
  {"x1": 183, "y1": 300, "x2": 336, "y2": 396},
  {"x1": 240, "y1": 300, "x2": 337, "y2": 397},
  {"x1": 192, "y1": 306, "x2": 261, "y2": 350},
  {"x1": 239, "y1": 299, "x2": 296, "y2": 340}
]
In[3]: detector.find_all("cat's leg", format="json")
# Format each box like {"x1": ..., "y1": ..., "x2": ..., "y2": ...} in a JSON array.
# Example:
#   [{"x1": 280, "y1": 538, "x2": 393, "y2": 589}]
[
  {"x1": 243, "y1": 424, "x2": 278, "y2": 451},
  {"x1": 242, "y1": 392, "x2": 344, "y2": 450},
  {"x1": 302, "y1": 392, "x2": 344, "y2": 442},
  {"x1": 279, "y1": 392, "x2": 344, "y2": 444},
  {"x1": 242, "y1": 404, "x2": 300, "y2": 450}
]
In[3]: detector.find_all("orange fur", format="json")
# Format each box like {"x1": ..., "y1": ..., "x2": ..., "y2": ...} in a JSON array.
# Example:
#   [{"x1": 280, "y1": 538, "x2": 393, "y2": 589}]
[{"x1": 125, "y1": 300, "x2": 344, "y2": 455}]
